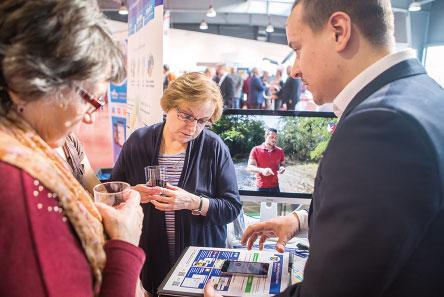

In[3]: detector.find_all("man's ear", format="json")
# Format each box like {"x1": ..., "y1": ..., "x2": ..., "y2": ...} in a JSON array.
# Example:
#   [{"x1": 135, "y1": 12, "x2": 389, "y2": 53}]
[{"x1": 328, "y1": 12, "x2": 352, "y2": 52}]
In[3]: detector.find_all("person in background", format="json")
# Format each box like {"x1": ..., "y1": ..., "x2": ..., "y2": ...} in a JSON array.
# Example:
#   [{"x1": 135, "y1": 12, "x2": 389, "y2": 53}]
[
  {"x1": 229, "y1": 67, "x2": 243, "y2": 109},
  {"x1": 242, "y1": 70, "x2": 252, "y2": 108},
  {"x1": 280, "y1": 65, "x2": 301, "y2": 110},
  {"x1": 112, "y1": 72, "x2": 242, "y2": 295},
  {"x1": 0, "y1": 1, "x2": 145, "y2": 296},
  {"x1": 214, "y1": 64, "x2": 235, "y2": 108},
  {"x1": 261, "y1": 71, "x2": 272, "y2": 109},
  {"x1": 55, "y1": 133, "x2": 100, "y2": 194},
  {"x1": 204, "y1": 67, "x2": 214, "y2": 79},
  {"x1": 248, "y1": 68, "x2": 266, "y2": 109},
  {"x1": 208, "y1": 0, "x2": 444, "y2": 296},
  {"x1": 163, "y1": 64, "x2": 177, "y2": 90},
  {"x1": 270, "y1": 69, "x2": 284, "y2": 110},
  {"x1": 247, "y1": 128, "x2": 285, "y2": 193}
]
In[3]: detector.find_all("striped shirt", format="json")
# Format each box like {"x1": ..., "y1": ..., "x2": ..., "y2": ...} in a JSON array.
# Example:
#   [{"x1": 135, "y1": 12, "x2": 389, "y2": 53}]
[{"x1": 158, "y1": 152, "x2": 186, "y2": 262}]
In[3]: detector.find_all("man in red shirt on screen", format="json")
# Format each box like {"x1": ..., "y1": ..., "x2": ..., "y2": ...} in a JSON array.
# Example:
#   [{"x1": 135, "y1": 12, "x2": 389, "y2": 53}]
[{"x1": 247, "y1": 128, "x2": 286, "y2": 193}]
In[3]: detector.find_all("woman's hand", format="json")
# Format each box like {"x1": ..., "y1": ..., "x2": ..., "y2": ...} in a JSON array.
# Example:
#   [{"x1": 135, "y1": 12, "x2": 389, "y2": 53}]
[
  {"x1": 95, "y1": 189, "x2": 144, "y2": 246},
  {"x1": 150, "y1": 183, "x2": 200, "y2": 212},
  {"x1": 132, "y1": 184, "x2": 163, "y2": 203}
]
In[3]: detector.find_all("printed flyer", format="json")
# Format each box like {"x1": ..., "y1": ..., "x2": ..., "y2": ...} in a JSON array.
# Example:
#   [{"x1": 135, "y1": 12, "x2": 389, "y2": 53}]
[{"x1": 160, "y1": 246, "x2": 290, "y2": 297}]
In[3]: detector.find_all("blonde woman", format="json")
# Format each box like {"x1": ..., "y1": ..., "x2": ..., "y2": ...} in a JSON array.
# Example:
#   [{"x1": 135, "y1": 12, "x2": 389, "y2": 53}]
[{"x1": 112, "y1": 72, "x2": 242, "y2": 295}]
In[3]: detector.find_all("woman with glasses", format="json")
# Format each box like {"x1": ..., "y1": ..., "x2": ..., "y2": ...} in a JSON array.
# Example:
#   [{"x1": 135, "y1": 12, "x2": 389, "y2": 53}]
[
  {"x1": 0, "y1": 1, "x2": 145, "y2": 296},
  {"x1": 112, "y1": 72, "x2": 242, "y2": 295}
]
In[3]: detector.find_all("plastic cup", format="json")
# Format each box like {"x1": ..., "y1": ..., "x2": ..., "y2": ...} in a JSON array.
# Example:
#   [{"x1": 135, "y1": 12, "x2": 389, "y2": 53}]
[{"x1": 93, "y1": 181, "x2": 130, "y2": 206}]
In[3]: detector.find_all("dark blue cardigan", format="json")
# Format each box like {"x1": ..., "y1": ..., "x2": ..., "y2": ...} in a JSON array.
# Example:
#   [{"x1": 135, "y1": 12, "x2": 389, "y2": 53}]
[{"x1": 111, "y1": 122, "x2": 242, "y2": 294}]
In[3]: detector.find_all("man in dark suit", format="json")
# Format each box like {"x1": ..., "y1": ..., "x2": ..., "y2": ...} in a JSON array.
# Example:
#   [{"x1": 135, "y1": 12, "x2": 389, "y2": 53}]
[
  {"x1": 205, "y1": 0, "x2": 444, "y2": 296},
  {"x1": 279, "y1": 65, "x2": 301, "y2": 110},
  {"x1": 214, "y1": 64, "x2": 235, "y2": 108},
  {"x1": 248, "y1": 67, "x2": 266, "y2": 109}
]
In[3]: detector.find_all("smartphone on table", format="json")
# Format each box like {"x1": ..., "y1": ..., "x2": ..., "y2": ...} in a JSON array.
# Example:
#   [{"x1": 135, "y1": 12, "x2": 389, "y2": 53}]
[{"x1": 220, "y1": 260, "x2": 269, "y2": 277}]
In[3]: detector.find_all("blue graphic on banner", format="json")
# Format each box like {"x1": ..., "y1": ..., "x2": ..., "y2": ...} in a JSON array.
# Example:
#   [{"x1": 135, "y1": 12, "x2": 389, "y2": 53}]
[
  {"x1": 143, "y1": 0, "x2": 155, "y2": 25},
  {"x1": 128, "y1": 0, "x2": 138, "y2": 36},
  {"x1": 136, "y1": 0, "x2": 144, "y2": 31},
  {"x1": 129, "y1": 0, "x2": 163, "y2": 35},
  {"x1": 111, "y1": 116, "x2": 126, "y2": 163},
  {"x1": 109, "y1": 81, "x2": 127, "y2": 104}
]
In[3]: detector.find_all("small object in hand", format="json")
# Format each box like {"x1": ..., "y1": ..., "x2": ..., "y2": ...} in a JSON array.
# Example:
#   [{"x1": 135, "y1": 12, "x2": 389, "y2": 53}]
[
  {"x1": 296, "y1": 243, "x2": 309, "y2": 251},
  {"x1": 93, "y1": 181, "x2": 130, "y2": 206},
  {"x1": 144, "y1": 165, "x2": 167, "y2": 187}
]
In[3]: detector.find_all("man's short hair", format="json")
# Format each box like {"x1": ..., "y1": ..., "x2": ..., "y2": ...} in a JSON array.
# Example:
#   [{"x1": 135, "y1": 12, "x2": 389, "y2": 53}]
[
  {"x1": 293, "y1": 0, "x2": 394, "y2": 47},
  {"x1": 266, "y1": 128, "x2": 278, "y2": 136}
]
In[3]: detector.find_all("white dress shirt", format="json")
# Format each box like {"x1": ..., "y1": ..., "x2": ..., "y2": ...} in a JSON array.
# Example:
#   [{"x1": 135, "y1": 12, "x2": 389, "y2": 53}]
[{"x1": 333, "y1": 49, "x2": 417, "y2": 119}]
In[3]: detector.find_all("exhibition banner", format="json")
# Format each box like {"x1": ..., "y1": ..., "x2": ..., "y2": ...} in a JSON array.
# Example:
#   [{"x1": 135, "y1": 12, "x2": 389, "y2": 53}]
[
  {"x1": 127, "y1": 0, "x2": 164, "y2": 134},
  {"x1": 108, "y1": 35, "x2": 128, "y2": 163}
]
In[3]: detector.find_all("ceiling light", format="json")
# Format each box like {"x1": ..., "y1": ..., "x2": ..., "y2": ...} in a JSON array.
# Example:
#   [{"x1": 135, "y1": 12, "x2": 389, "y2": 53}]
[
  {"x1": 408, "y1": 1, "x2": 421, "y2": 11},
  {"x1": 118, "y1": 2, "x2": 128, "y2": 15},
  {"x1": 206, "y1": 5, "x2": 216, "y2": 18},
  {"x1": 199, "y1": 20, "x2": 208, "y2": 30},
  {"x1": 408, "y1": 0, "x2": 436, "y2": 12},
  {"x1": 266, "y1": 23, "x2": 274, "y2": 33}
]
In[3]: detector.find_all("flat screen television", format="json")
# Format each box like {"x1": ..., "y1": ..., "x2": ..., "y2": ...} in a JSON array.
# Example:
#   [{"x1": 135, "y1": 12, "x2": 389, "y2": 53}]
[{"x1": 211, "y1": 109, "x2": 337, "y2": 201}]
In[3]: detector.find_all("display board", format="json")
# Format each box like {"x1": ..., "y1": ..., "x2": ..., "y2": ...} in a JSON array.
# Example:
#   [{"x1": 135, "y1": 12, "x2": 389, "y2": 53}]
[{"x1": 127, "y1": 0, "x2": 164, "y2": 135}]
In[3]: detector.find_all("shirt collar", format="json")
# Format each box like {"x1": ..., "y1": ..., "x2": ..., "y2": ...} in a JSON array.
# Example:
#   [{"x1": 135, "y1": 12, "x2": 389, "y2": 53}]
[{"x1": 333, "y1": 49, "x2": 417, "y2": 119}]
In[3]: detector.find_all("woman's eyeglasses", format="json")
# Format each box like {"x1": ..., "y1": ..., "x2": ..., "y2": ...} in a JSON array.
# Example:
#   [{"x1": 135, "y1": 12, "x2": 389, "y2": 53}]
[
  {"x1": 176, "y1": 107, "x2": 211, "y2": 127},
  {"x1": 77, "y1": 87, "x2": 105, "y2": 112}
]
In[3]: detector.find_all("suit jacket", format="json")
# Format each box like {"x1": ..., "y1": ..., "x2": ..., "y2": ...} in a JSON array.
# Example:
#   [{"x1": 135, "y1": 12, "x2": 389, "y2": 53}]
[
  {"x1": 279, "y1": 76, "x2": 301, "y2": 110},
  {"x1": 219, "y1": 75, "x2": 235, "y2": 108},
  {"x1": 279, "y1": 59, "x2": 444, "y2": 297},
  {"x1": 248, "y1": 75, "x2": 266, "y2": 106}
]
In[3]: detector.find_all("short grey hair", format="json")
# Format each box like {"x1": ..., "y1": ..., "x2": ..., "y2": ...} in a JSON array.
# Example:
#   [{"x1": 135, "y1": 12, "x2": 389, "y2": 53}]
[{"x1": 0, "y1": 0, "x2": 126, "y2": 113}]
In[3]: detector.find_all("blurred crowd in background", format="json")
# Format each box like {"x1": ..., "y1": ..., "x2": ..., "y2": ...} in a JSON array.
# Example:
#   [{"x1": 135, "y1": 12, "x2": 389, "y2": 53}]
[{"x1": 163, "y1": 64, "x2": 323, "y2": 111}]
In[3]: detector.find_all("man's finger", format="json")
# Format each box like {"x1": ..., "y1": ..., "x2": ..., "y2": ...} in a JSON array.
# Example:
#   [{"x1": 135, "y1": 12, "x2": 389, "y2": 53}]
[
  {"x1": 247, "y1": 233, "x2": 259, "y2": 250},
  {"x1": 275, "y1": 237, "x2": 288, "y2": 253},
  {"x1": 241, "y1": 225, "x2": 255, "y2": 245},
  {"x1": 204, "y1": 279, "x2": 215, "y2": 297},
  {"x1": 258, "y1": 234, "x2": 269, "y2": 250},
  {"x1": 241, "y1": 222, "x2": 266, "y2": 244}
]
